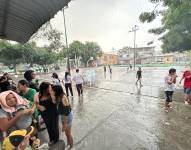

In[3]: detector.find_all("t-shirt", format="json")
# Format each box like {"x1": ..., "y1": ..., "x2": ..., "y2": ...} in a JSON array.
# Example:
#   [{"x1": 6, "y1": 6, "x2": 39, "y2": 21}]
[
  {"x1": 64, "y1": 75, "x2": 71, "y2": 84},
  {"x1": 19, "y1": 88, "x2": 36, "y2": 108},
  {"x1": 182, "y1": 71, "x2": 191, "y2": 88},
  {"x1": 164, "y1": 75, "x2": 175, "y2": 91},
  {"x1": 52, "y1": 78, "x2": 61, "y2": 85},
  {"x1": 137, "y1": 70, "x2": 142, "y2": 78},
  {"x1": 73, "y1": 73, "x2": 83, "y2": 84}
]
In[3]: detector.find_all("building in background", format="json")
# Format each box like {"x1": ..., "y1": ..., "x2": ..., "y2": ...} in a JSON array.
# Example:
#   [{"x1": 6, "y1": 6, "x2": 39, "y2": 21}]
[
  {"x1": 98, "y1": 52, "x2": 119, "y2": 65},
  {"x1": 118, "y1": 47, "x2": 155, "y2": 65}
]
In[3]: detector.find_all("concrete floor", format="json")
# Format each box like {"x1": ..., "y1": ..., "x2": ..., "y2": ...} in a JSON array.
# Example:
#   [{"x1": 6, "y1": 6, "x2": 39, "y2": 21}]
[{"x1": 12, "y1": 66, "x2": 191, "y2": 150}]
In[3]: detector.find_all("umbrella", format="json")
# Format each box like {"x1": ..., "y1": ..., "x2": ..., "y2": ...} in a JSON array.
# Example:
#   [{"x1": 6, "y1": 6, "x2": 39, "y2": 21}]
[{"x1": 0, "y1": 0, "x2": 71, "y2": 43}]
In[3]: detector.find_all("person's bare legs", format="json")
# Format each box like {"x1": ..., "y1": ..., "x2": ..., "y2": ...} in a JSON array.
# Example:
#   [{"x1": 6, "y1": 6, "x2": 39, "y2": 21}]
[
  {"x1": 65, "y1": 130, "x2": 70, "y2": 146},
  {"x1": 165, "y1": 101, "x2": 169, "y2": 112},
  {"x1": 65, "y1": 128, "x2": 73, "y2": 149},
  {"x1": 184, "y1": 93, "x2": 189, "y2": 104},
  {"x1": 139, "y1": 78, "x2": 143, "y2": 87},
  {"x1": 136, "y1": 79, "x2": 139, "y2": 85},
  {"x1": 188, "y1": 94, "x2": 191, "y2": 104}
]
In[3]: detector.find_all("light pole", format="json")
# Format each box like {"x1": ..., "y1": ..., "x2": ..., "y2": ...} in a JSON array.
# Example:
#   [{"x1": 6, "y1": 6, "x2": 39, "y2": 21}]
[
  {"x1": 62, "y1": 7, "x2": 70, "y2": 73},
  {"x1": 129, "y1": 25, "x2": 139, "y2": 69}
]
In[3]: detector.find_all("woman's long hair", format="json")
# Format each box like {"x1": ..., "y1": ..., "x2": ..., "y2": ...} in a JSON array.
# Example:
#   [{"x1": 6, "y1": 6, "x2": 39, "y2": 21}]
[
  {"x1": 52, "y1": 85, "x2": 65, "y2": 104},
  {"x1": 39, "y1": 82, "x2": 51, "y2": 99}
]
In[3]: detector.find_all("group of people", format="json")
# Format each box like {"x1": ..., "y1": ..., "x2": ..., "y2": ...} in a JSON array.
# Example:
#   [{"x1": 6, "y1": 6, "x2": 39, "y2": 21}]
[
  {"x1": 52, "y1": 69, "x2": 84, "y2": 98},
  {"x1": 0, "y1": 68, "x2": 84, "y2": 149},
  {"x1": 164, "y1": 67, "x2": 191, "y2": 112}
]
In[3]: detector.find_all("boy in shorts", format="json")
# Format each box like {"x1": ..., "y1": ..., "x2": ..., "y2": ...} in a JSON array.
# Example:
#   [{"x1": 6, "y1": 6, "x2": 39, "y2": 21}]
[
  {"x1": 179, "y1": 68, "x2": 191, "y2": 104},
  {"x1": 164, "y1": 68, "x2": 177, "y2": 112}
]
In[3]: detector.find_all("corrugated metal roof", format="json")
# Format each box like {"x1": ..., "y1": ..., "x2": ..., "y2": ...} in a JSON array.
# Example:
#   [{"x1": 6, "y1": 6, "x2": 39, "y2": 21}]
[{"x1": 0, "y1": 0, "x2": 71, "y2": 43}]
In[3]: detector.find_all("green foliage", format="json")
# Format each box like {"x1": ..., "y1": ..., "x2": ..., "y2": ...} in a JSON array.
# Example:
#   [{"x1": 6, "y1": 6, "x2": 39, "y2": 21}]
[
  {"x1": 0, "y1": 38, "x2": 102, "y2": 69},
  {"x1": 67, "y1": 41, "x2": 102, "y2": 66},
  {"x1": 139, "y1": 12, "x2": 156, "y2": 23},
  {"x1": 33, "y1": 47, "x2": 57, "y2": 67},
  {"x1": 82, "y1": 42, "x2": 102, "y2": 66},
  {"x1": 30, "y1": 22, "x2": 63, "y2": 52},
  {"x1": 140, "y1": 0, "x2": 191, "y2": 52},
  {"x1": 68, "y1": 41, "x2": 84, "y2": 59},
  {"x1": 0, "y1": 40, "x2": 58, "y2": 71},
  {"x1": 0, "y1": 41, "x2": 22, "y2": 71},
  {"x1": 148, "y1": 27, "x2": 165, "y2": 34}
]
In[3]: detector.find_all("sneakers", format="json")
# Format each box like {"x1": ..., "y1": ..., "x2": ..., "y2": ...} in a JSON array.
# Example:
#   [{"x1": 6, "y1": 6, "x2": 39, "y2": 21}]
[
  {"x1": 165, "y1": 109, "x2": 169, "y2": 113},
  {"x1": 185, "y1": 101, "x2": 189, "y2": 105}
]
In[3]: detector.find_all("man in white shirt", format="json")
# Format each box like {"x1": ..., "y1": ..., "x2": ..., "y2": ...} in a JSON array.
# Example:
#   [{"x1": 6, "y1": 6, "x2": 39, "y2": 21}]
[{"x1": 73, "y1": 69, "x2": 84, "y2": 97}]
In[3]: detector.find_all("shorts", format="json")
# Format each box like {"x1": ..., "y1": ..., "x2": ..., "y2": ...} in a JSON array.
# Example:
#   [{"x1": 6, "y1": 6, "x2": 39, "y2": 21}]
[
  {"x1": 60, "y1": 111, "x2": 73, "y2": 128},
  {"x1": 165, "y1": 91, "x2": 174, "y2": 102},
  {"x1": 137, "y1": 76, "x2": 142, "y2": 79},
  {"x1": 184, "y1": 88, "x2": 191, "y2": 95}
]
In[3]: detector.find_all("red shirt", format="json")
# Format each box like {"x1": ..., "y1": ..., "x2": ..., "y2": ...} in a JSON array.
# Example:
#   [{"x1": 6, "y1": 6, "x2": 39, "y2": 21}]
[{"x1": 183, "y1": 71, "x2": 191, "y2": 88}]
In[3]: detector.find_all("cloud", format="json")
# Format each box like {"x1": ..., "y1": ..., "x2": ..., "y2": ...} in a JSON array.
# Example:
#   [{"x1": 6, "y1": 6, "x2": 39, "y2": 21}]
[{"x1": 50, "y1": 0, "x2": 162, "y2": 51}]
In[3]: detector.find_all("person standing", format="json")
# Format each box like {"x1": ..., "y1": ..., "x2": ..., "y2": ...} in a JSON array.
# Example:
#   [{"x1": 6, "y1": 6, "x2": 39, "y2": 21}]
[
  {"x1": 136, "y1": 67, "x2": 143, "y2": 87},
  {"x1": 62, "y1": 72, "x2": 73, "y2": 97},
  {"x1": 109, "y1": 66, "x2": 112, "y2": 79},
  {"x1": 130, "y1": 64, "x2": 132, "y2": 70},
  {"x1": 51, "y1": 73, "x2": 61, "y2": 86},
  {"x1": 52, "y1": 85, "x2": 73, "y2": 149},
  {"x1": 35, "y1": 82, "x2": 59, "y2": 146},
  {"x1": 104, "y1": 66, "x2": 106, "y2": 78},
  {"x1": 164, "y1": 68, "x2": 177, "y2": 112},
  {"x1": 179, "y1": 68, "x2": 191, "y2": 104},
  {"x1": 24, "y1": 70, "x2": 39, "y2": 92},
  {"x1": 73, "y1": 69, "x2": 84, "y2": 97}
]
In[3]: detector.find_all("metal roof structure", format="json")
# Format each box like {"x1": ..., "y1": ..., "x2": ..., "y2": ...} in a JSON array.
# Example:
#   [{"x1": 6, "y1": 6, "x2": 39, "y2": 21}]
[{"x1": 0, "y1": 0, "x2": 71, "y2": 43}]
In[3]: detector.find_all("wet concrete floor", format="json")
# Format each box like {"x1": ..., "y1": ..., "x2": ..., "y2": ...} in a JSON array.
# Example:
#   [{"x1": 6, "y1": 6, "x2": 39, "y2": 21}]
[{"x1": 12, "y1": 67, "x2": 191, "y2": 150}]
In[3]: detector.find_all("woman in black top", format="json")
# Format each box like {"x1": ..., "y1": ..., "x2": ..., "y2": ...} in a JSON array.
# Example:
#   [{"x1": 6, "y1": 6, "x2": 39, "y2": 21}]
[
  {"x1": 36, "y1": 82, "x2": 59, "y2": 146},
  {"x1": 52, "y1": 85, "x2": 73, "y2": 149}
]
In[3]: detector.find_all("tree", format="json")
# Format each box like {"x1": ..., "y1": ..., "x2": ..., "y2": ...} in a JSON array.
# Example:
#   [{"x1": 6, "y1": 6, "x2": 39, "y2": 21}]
[
  {"x1": 139, "y1": 0, "x2": 191, "y2": 53},
  {"x1": 33, "y1": 47, "x2": 57, "y2": 69},
  {"x1": 82, "y1": 42, "x2": 102, "y2": 66},
  {"x1": 30, "y1": 22, "x2": 64, "y2": 52},
  {"x1": 0, "y1": 43, "x2": 23, "y2": 73},
  {"x1": 19, "y1": 42, "x2": 37, "y2": 66},
  {"x1": 68, "y1": 41, "x2": 85, "y2": 59},
  {"x1": 65, "y1": 41, "x2": 102, "y2": 67}
]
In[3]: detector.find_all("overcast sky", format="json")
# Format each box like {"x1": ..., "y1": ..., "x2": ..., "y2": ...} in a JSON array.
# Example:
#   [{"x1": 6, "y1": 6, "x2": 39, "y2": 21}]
[{"x1": 50, "y1": 0, "x2": 162, "y2": 52}]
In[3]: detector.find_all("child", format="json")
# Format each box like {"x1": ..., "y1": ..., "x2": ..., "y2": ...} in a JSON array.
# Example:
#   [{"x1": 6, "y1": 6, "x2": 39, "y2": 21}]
[
  {"x1": 164, "y1": 68, "x2": 177, "y2": 112},
  {"x1": 179, "y1": 67, "x2": 191, "y2": 104}
]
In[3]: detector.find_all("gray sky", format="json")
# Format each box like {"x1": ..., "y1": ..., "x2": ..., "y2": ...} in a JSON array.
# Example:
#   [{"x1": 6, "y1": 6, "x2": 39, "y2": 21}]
[{"x1": 50, "y1": 0, "x2": 162, "y2": 52}]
